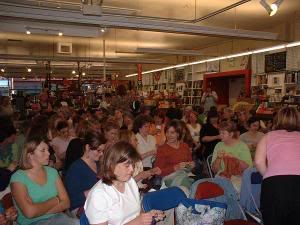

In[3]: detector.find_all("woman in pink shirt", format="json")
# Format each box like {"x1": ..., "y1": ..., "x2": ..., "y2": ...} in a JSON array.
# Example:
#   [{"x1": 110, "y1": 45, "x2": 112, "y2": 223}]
[{"x1": 255, "y1": 107, "x2": 300, "y2": 225}]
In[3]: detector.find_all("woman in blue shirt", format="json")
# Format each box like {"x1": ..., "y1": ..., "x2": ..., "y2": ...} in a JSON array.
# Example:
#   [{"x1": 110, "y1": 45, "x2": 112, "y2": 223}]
[{"x1": 65, "y1": 132, "x2": 106, "y2": 216}]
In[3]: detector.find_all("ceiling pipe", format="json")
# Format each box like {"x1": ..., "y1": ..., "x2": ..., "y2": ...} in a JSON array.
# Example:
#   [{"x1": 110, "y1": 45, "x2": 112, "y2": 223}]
[
  {"x1": 192, "y1": 0, "x2": 252, "y2": 23},
  {"x1": 1, "y1": 0, "x2": 252, "y2": 24},
  {"x1": 0, "y1": 54, "x2": 168, "y2": 64}
]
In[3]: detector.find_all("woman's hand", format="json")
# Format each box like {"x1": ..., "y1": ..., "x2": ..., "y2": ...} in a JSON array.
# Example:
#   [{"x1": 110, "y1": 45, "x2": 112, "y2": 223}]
[
  {"x1": 5, "y1": 207, "x2": 17, "y2": 221},
  {"x1": 137, "y1": 210, "x2": 165, "y2": 225},
  {"x1": 150, "y1": 167, "x2": 161, "y2": 176},
  {"x1": 0, "y1": 214, "x2": 7, "y2": 225}
]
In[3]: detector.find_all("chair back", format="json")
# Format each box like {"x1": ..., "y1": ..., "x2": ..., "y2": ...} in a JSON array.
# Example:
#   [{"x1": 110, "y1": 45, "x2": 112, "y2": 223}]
[
  {"x1": 240, "y1": 167, "x2": 262, "y2": 214},
  {"x1": 142, "y1": 186, "x2": 186, "y2": 212},
  {"x1": 80, "y1": 212, "x2": 90, "y2": 225},
  {"x1": 206, "y1": 154, "x2": 214, "y2": 178}
]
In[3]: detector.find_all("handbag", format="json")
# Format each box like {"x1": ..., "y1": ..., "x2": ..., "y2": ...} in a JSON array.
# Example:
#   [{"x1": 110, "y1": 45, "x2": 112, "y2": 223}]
[{"x1": 175, "y1": 198, "x2": 227, "y2": 225}]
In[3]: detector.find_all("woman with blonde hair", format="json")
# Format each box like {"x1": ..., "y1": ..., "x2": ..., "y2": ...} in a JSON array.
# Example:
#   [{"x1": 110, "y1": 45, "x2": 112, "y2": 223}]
[
  {"x1": 255, "y1": 107, "x2": 300, "y2": 225},
  {"x1": 10, "y1": 136, "x2": 79, "y2": 225},
  {"x1": 211, "y1": 120, "x2": 252, "y2": 191}
]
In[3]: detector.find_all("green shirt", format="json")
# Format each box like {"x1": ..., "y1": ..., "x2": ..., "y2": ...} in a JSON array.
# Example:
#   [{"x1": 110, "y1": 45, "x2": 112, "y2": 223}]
[
  {"x1": 212, "y1": 141, "x2": 253, "y2": 176},
  {"x1": 10, "y1": 166, "x2": 59, "y2": 225}
]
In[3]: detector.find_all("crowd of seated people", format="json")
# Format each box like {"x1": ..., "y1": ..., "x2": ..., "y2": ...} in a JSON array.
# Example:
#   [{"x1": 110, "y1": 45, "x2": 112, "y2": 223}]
[{"x1": 0, "y1": 91, "x2": 299, "y2": 225}]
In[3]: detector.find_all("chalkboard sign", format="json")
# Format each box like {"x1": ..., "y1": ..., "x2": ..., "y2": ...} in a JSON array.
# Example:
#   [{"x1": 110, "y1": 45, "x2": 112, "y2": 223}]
[{"x1": 265, "y1": 51, "x2": 286, "y2": 73}]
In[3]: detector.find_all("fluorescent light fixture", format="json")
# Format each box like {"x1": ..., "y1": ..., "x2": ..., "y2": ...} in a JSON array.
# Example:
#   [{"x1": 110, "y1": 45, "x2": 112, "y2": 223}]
[
  {"x1": 252, "y1": 45, "x2": 285, "y2": 54},
  {"x1": 286, "y1": 42, "x2": 300, "y2": 48},
  {"x1": 125, "y1": 41, "x2": 299, "y2": 78},
  {"x1": 226, "y1": 51, "x2": 253, "y2": 59}
]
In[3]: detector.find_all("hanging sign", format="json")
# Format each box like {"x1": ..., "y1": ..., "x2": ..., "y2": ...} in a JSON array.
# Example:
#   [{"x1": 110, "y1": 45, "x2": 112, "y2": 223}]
[
  {"x1": 137, "y1": 64, "x2": 143, "y2": 86},
  {"x1": 154, "y1": 71, "x2": 161, "y2": 82}
]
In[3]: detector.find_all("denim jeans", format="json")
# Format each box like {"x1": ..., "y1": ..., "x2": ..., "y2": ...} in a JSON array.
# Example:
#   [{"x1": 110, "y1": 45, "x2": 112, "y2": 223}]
[{"x1": 30, "y1": 213, "x2": 79, "y2": 225}]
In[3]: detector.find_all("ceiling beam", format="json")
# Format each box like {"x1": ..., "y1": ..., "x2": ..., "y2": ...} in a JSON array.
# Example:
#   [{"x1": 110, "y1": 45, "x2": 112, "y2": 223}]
[
  {"x1": 0, "y1": 54, "x2": 168, "y2": 64},
  {"x1": 0, "y1": 2, "x2": 278, "y2": 40}
]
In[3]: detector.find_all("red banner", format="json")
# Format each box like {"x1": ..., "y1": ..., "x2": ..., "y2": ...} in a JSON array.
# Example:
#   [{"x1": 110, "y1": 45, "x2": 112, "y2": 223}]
[{"x1": 137, "y1": 64, "x2": 142, "y2": 86}]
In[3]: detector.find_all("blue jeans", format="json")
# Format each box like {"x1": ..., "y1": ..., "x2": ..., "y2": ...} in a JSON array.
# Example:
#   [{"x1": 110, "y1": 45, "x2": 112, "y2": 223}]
[{"x1": 30, "y1": 213, "x2": 79, "y2": 225}]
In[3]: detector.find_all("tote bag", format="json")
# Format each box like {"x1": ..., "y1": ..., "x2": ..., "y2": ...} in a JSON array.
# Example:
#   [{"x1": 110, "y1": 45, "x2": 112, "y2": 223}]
[{"x1": 175, "y1": 198, "x2": 227, "y2": 225}]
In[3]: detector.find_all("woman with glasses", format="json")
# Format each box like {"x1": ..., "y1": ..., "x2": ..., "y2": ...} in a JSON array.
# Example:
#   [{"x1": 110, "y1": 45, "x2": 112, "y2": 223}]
[{"x1": 65, "y1": 132, "x2": 106, "y2": 217}]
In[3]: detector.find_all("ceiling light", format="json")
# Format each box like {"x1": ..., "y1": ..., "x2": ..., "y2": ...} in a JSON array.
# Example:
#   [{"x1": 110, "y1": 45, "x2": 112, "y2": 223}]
[
  {"x1": 27, "y1": 68, "x2": 32, "y2": 72},
  {"x1": 260, "y1": 0, "x2": 283, "y2": 16},
  {"x1": 100, "y1": 27, "x2": 106, "y2": 33},
  {"x1": 270, "y1": 0, "x2": 284, "y2": 16},
  {"x1": 72, "y1": 70, "x2": 76, "y2": 74},
  {"x1": 252, "y1": 45, "x2": 285, "y2": 54},
  {"x1": 1, "y1": 68, "x2": 4, "y2": 72},
  {"x1": 82, "y1": 72, "x2": 86, "y2": 76},
  {"x1": 286, "y1": 42, "x2": 300, "y2": 48},
  {"x1": 125, "y1": 41, "x2": 300, "y2": 78},
  {"x1": 75, "y1": 74, "x2": 79, "y2": 77},
  {"x1": 58, "y1": 32, "x2": 63, "y2": 36},
  {"x1": 22, "y1": 77, "x2": 26, "y2": 80},
  {"x1": 26, "y1": 30, "x2": 31, "y2": 35}
]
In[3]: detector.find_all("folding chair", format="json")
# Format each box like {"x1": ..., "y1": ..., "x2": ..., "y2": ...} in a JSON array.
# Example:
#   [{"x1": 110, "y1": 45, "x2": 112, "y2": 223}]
[
  {"x1": 142, "y1": 186, "x2": 186, "y2": 212},
  {"x1": 240, "y1": 167, "x2": 263, "y2": 224},
  {"x1": 206, "y1": 154, "x2": 214, "y2": 178}
]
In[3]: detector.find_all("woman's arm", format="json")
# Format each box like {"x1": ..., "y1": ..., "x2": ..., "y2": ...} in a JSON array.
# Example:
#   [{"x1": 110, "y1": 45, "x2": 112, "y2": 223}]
[
  {"x1": 10, "y1": 182, "x2": 58, "y2": 218},
  {"x1": 90, "y1": 211, "x2": 164, "y2": 225},
  {"x1": 125, "y1": 210, "x2": 164, "y2": 225},
  {"x1": 254, "y1": 135, "x2": 268, "y2": 176},
  {"x1": 46, "y1": 176, "x2": 70, "y2": 214},
  {"x1": 141, "y1": 150, "x2": 156, "y2": 159},
  {"x1": 201, "y1": 135, "x2": 221, "y2": 143}
]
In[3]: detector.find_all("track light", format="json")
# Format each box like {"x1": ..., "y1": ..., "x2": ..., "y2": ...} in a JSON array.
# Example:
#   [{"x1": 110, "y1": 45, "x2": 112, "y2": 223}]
[
  {"x1": 270, "y1": 0, "x2": 284, "y2": 16},
  {"x1": 260, "y1": 0, "x2": 283, "y2": 16}
]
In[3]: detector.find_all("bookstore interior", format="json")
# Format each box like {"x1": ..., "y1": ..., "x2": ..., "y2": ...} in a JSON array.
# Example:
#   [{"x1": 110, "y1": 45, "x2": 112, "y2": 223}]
[{"x1": 0, "y1": 0, "x2": 300, "y2": 115}]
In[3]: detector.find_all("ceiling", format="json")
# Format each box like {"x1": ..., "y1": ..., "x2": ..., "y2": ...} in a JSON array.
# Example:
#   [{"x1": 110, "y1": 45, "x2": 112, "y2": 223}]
[{"x1": 0, "y1": 0, "x2": 299, "y2": 80}]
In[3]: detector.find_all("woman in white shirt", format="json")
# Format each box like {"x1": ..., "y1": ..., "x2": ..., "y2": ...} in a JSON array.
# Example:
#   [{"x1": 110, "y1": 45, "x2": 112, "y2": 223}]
[
  {"x1": 186, "y1": 111, "x2": 201, "y2": 148},
  {"x1": 84, "y1": 141, "x2": 164, "y2": 225},
  {"x1": 133, "y1": 115, "x2": 157, "y2": 169}
]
